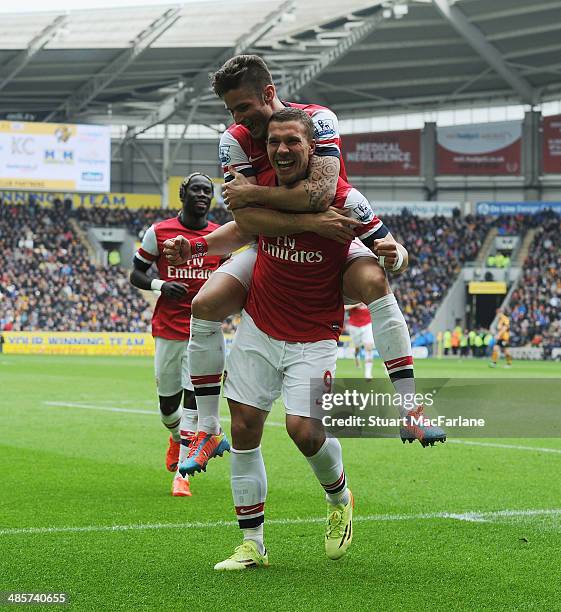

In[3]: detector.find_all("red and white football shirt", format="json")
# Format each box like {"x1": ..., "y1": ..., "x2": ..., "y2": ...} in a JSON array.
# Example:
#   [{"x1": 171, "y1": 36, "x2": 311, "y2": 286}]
[
  {"x1": 245, "y1": 178, "x2": 383, "y2": 342},
  {"x1": 348, "y1": 304, "x2": 371, "y2": 328},
  {"x1": 135, "y1": 217, "x2": 223, "y2": 341},
  {"x1": 219, "y1": 101, "x2": 347, "y2": 184}
]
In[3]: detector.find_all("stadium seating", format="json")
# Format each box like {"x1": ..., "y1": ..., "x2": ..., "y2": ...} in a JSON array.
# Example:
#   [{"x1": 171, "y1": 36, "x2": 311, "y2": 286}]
[
  {"x1": 4, "y1": 198, "x2": 558, "y2": 348},
  {"x1": 0, "y1": 201, "x2": 152, "y2": 332},
  {"x1": 0, "y1": 200, "x2": 232, "y2": 333},
  {"x1": 74, "y1": 205, "x2": 232, "y2": 239},
  {"x1": 382, "y1": 213, "x2": 488, "y2": 337},
  {"x1": 508, "y1": 211, "x2": 561, "y2": 351}
]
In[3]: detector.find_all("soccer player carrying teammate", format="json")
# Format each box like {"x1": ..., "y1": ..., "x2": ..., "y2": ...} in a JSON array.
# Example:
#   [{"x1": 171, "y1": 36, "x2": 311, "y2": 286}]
[
  {"x1": 179, "y1": 55, "x2": 443, "y2": 473},
  {"x1": 345, "y1": 303, "x2": 375, "y2": 381},
  {"x1": 170, "y1": 108, "x2": 391, "y2": 568},
  {"x1": 129, "y1": 173, "x2": 229, "y2": 497},
  {"x1": 490, "y1": 308, "x2": 513, "y2": 368}
]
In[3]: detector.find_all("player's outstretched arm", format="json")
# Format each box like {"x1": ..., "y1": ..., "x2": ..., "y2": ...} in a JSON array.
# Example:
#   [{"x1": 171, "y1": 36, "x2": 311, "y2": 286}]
[
  {"x1": 233, "y1": 206, "x2": 360, "y2": 244},
  {"x1": 163, "y1": 221, "x2": 252, "y2": 265},
  {"x1": 224, "y1": 156, "x2": 339, "y2": 212}
]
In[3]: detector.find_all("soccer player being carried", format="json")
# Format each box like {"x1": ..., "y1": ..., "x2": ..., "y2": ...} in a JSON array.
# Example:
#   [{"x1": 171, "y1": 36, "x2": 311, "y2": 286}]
[
  {"x1": 129, "y1": 173, "x2": 230, "y2": 497},
  {"x1": 345, "y1": 303, "x2": 375, "y2": 381},
  {"x1": 175, "y1": 55, "x2": 444, "y2": 478}
]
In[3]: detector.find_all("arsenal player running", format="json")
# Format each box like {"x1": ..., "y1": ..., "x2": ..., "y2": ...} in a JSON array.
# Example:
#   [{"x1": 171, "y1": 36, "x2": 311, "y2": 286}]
[{"x1": 130, "y1": 173, "x2": 229, "y2": 497}]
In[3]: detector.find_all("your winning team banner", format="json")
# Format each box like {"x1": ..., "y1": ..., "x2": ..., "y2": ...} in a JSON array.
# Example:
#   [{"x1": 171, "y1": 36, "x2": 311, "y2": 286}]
[
  {"x1": 0, "y1": 121, "x2": 111, "y2": 192},
  {"x1": 543, "y1": 114, "x2": 561, "y2": 174},
  {"x1": 342, "y1": 130, "x2": 420, "y2": 176},
  {"x1": 3, "y1": 332, "x2": 155, "y2": 356},
  {"x1": 0, "y1": 189, "x2": 162, "y2": 208},
  {"x1": 437, "y1": 121, "x2": 522, "y2": 175}
]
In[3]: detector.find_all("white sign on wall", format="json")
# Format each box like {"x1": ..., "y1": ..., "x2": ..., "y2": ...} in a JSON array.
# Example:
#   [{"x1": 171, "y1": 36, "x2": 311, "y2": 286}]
[
  {"x1": 372, "y1": 201, "x2": 461, "y2": 218},
  {"x1": 0, "y1": 121, "x2": 110, "y2": 193}
]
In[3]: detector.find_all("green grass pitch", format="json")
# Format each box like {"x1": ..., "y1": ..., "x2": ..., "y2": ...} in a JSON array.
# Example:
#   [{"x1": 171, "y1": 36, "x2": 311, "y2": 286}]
[{"x1": 1, "y1": 355, "x2": 561, "y2": 611}]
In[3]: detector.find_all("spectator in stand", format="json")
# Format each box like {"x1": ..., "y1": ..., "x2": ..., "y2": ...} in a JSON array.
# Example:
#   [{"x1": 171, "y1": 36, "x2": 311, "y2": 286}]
[
  {"x1": 508, "y1": 213, "x2": 561, "y2": 348},
  {"x1": 387, "y1": 212, "x2": 488, "y2": 336},
  {"x1": 0, "y1": 200, "x2": 152, "y2": 333}
]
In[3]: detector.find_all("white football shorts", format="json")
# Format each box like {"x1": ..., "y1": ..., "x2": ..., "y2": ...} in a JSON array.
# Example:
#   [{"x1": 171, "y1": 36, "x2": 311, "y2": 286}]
[
  {"x1": 347, "y1": 323, "x2": 375, "y2": 348},
  {"x1": 213, "y1": 243, "x2": 258, "y2": 291},
  {"x1": 223, "y1": 310, "x2": 337, "y2": 417},
  {"x1": 215, "y1": 239, "x2": 376, "y2": 302},
  {"x1": 154, "y1": 337, "x2": 193, "y2": 396}
]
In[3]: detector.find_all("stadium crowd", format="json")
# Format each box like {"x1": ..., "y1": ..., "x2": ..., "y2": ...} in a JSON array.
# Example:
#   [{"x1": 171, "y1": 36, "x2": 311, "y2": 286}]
[
  {"x1": 0, "y1": 200, "x2": 152, "y2": 332},
  {"x1": 75, "y1": 204, "x2": 231, "y2": 239},
  {"x1": 508, "y1": 211, "x2": 561, "y2": 351},
  {"x1": 2, "y1": 197, "x2": 559, "y2": 351},
  {"x1": 384, "y1": 212, "x2": 488, "y2": 337}
]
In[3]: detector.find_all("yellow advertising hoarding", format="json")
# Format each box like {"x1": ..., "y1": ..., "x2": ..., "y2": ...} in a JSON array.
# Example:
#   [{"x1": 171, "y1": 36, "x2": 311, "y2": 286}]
[
  {"x1": 0, "y1": 189, "x2": 162, "y2": 209},
  {"x1": 1, "y1": 177, "x2": 223, "y2": 210},
  {"x1": 3, "y1": 332, "x2": 155, "y2": 356},
  {"x1": 468, "y1": 281, "x2": 507, "y2": 295}
]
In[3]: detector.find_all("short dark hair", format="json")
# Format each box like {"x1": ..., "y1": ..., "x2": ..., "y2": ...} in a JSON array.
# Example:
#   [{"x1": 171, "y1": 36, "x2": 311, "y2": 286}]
[
  {"x1": 211, "y1": 55, "x2": 273, "y2": 98},
  {"x1": 268, "y1": 108, "x2": 315, "y2": 142}
]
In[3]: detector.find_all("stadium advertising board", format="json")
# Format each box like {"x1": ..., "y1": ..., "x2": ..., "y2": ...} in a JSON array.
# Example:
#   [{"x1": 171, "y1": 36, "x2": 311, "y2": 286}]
[
  {"x1": 468, "y1": 281, "x2": 507, "y2": 295},
  {"x1": 3, "y1": 332, "x2": 155, "y2": 356},
  {"x1": 437, "y1": 121, "x2": 522, "y2": 175},
  {"x1": 543, "y1": 113, "x2": 561, "y2": 173},
  {"x1": 0, "y1": 189, "x2": 162, "y2": 208},
  {"x1": 0, "y1": 121, "x2": 110, "y2": 192},
  {"x1": 374, "y1": 201, "x2": 460, "y2": 218},
  {"x1": 476, "y1": 201, "x2": 561, "y2": 215},
  {"x1": 342, "y1": 130, "x2": 420, "y2": 176}
]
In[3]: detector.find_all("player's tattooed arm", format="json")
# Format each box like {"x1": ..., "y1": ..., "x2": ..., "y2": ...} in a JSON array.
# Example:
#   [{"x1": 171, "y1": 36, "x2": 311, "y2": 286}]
[
  {"x1": 300, "y1": 155, "x2": 339, "y2": 211},
  {"x1": 224, "y1": 156, "x2": 340, "y2": 213}
]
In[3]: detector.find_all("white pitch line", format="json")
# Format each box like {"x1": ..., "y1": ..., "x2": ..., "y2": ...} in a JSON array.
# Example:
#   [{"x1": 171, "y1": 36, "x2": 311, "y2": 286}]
[
  {"x1": 44, "y1": 401, "x2": 154, "y2": 416},
  {"x1": 1, "y1": 508, "x2": 561, "y2": 537},
  {"x1": 42, "y1": 401, "x2": 286, "y2": 426},
  {"x1": 41, "y1": 403, "x2": 561, "y2": 452},
  {"x1": 448, "y1": 440, "x2": 561, "y2": 454}
]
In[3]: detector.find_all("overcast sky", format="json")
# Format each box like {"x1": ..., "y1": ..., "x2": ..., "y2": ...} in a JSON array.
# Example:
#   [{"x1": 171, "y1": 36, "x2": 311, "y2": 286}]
[{"x1": 0, "y1": 0, "x2": 187, "y2": 12}]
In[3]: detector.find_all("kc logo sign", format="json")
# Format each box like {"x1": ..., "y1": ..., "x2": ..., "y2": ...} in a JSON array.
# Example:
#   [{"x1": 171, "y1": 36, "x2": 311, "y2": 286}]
[{"x1": 11, "y1": 137, "x2": 35, "y2": 155}]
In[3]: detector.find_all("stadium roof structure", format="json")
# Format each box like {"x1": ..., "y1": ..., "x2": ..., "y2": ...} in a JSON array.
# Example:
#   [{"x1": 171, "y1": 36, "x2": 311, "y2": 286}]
[{"x1": 1, "y1": 0, "x2": 561, "y2": 132}]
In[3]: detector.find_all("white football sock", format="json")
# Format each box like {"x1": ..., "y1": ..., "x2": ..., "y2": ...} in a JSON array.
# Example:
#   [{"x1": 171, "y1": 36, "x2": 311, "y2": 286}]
[
  {"x1": 160, "y1": 404, "x2": 181, "y2": 442},
  {"x1": 367, "y1": 294, "x2": 415, "y2": 417},
  {"x1": 188, "y1": 317, "x2": 224, "y2": 435},
  {"x1": 231, "y1": 447, "x2": 267, "y2": 554},
  {"x1": 364, "y1": 348, "x2": 373, "y2": 379},
  {"x1": 306, "y1": 437, "x2": 350, "y2": 506},
  {"x1": 179, "y1": 407, "x2": 197, "y2": 463}
]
